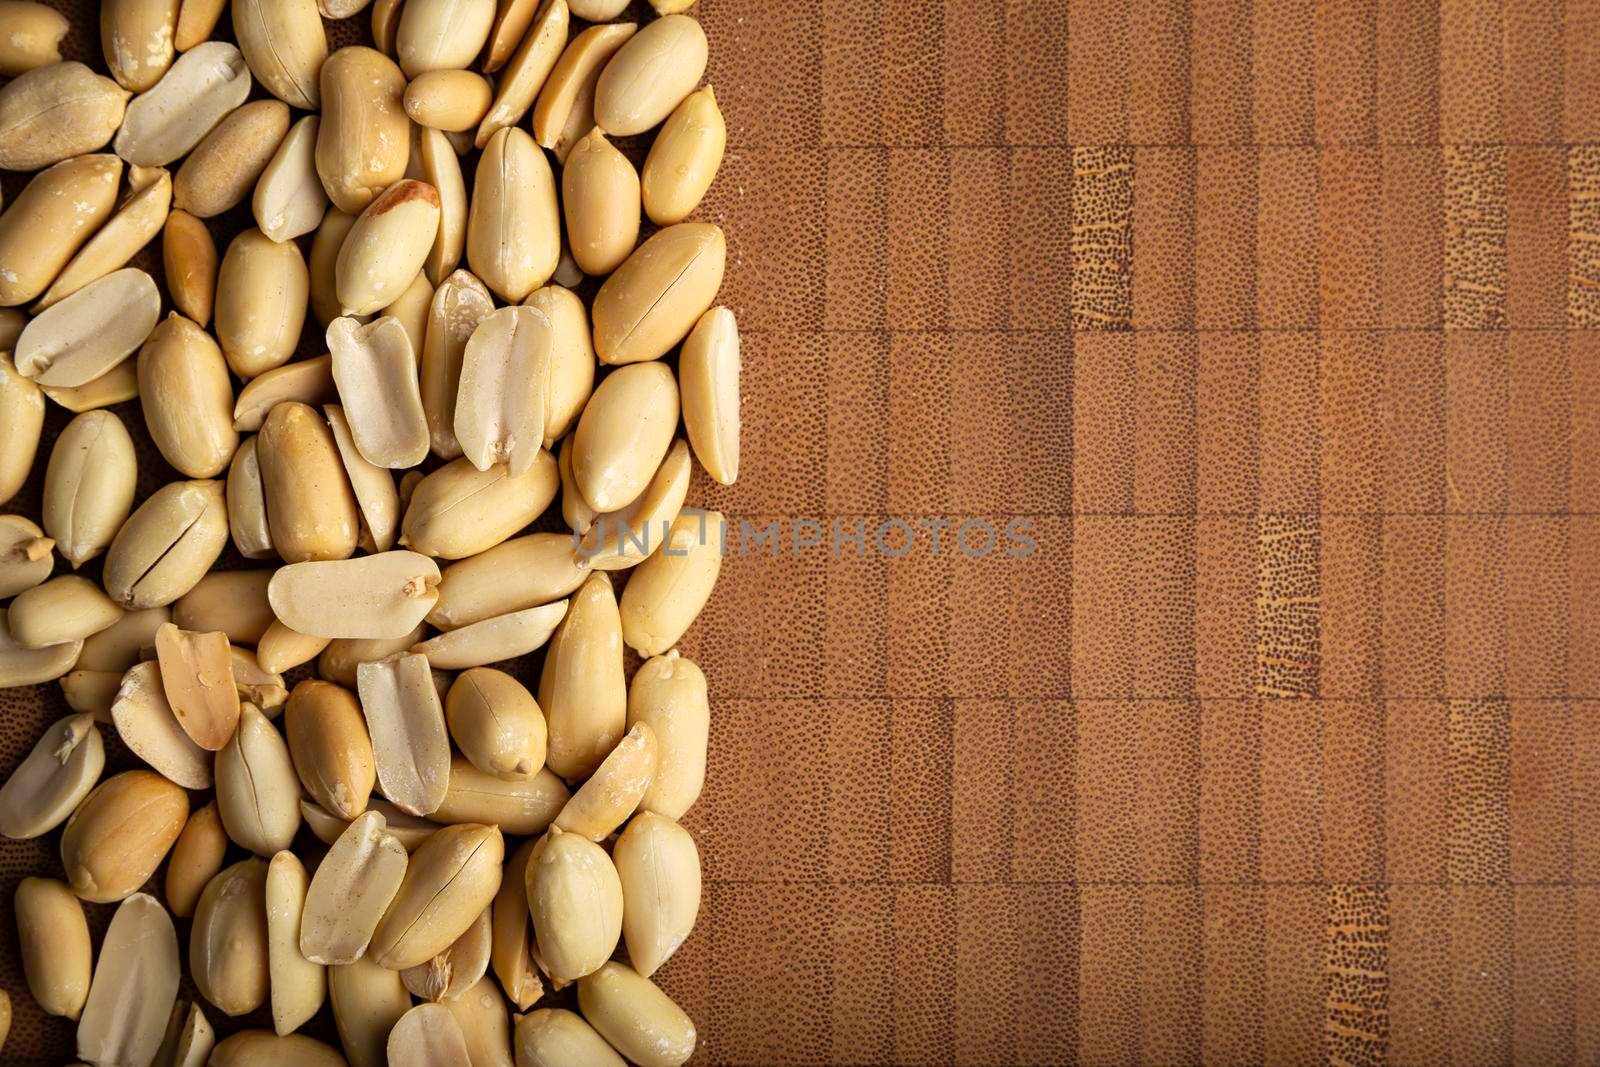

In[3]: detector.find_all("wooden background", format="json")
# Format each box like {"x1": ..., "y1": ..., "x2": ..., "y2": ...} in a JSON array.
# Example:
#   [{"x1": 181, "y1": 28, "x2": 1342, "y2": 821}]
[{"x1": 5, "y1": 0, "x2": 1600, "y2": 1064}]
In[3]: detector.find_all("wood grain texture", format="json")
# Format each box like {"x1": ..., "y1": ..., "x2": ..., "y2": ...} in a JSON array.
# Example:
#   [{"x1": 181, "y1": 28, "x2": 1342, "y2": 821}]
[{"x1": 1, "y1": 0, "x2": 1598, "y2": 1064}]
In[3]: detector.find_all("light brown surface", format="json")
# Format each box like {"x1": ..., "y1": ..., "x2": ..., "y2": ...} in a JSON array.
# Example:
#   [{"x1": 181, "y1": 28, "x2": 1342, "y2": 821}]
[{"x1": 4, "y1": 1, "x2": 1600, "y2": 1064}]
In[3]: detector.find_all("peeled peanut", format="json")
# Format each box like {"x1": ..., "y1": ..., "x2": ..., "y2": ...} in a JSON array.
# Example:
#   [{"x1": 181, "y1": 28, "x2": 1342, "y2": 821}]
[
  {"x1": 328, "y1": 955, "x2": 410, "y2": 1067},
  {"x1": 269, "y1": 552, "x2": 440, "y2": 641},
  {"x1": 679, "y1": 306, "x2": 741, "y2": 484},
  {"x1": 15, "y1": 876, "x2": 93, "y2": 1020},
  {"x1": 215, "y1": 228, "x2": 308, "y2": 378},
  {"x1": 327, "y1": 316, "x2": 431, "y2": 467},
  {"x1": 523, "y1": 284, "x2": 595, "y2": 445},
  {"x1": 0, "y1": 608, "x2": 82, "y2": 687},
  {"x1": 317, "y1": 46, "x2": 409, "y2": 214},
  {"x1": 166, "y1": 799, "x2": 227, "y2": 918},
  {"x1": 232, "y1": 0, "x2": 325, "y2": 109},
  {"x1": 576, "y1": 962, "x2": 696, "y2": 1067},
  {"x1": 110, "y1": 660, "x2": 214, "y2": 790},
  {"x1": 643, "y1": 84, "x2": 726, "y2": 226},
  {"x1": 0, "y1": 356, "x2": 43, "y2": 505},
  {"x1": 101, "y1": 0, "x2": 179, "y2": 92},
  {"x1": 620, "y1": 509, "x2": 725, "y2": 657},
  {"x1": 395, "y1": 0, "x2": 494, "y2": 76},
  {"x1": 466, "y1": 126, "x2": 558, "y2": 303},
  {"x1": 212, "y1": 1031, "x2": 345, "y2": 1067},
  {"x1": 336, "y1": 180, "x2": 442, "y2": 317},
  {"x1": 309, "y1": 208, "x2": 359, "y2": 326},
  {"x1": 357, "y1": 651, "x2": 451, "y2": 816},
  {"x1": 153, "y1": 622, "x2": 239, "y2": 750},
  {"x1": 417, "y1": 127, "x2": 467, "y2": 284},
  {"x1": 443, "y1": 976, "x2": 515, "y2": 1067},
  {"x1": 445, "y1": 667, "x2": 546, "y2": 781},
  {"x1": 572, "y1": 361, "x2": 680, "y2": 512},
  {"x1": 0, "y1": 714, "x2": 103, "y2": 840},
  {"x1": 8, "y1": 576, "x2": 120, "y2": 650},
  {"x1": 515, "y1": 1009, "x2": 625, "y2": 1067},
  {"x1": 317, "y1": 624, "x2": 425, "y2": 688},
  {"x1": 265, "y1": 851, "x2": 326, "y2": 1036},
  {"x1": 172, "y1": 569, "x2": 274, "y2": 646},
  {"x1": 300, "y1": 810, "x2": 408, "y2": 965},
  {"x1": 102, "y1": 479, "x2": 229, "y2": 609},
  {"x1": 77, "y1": 605, "x2": 169, "y2": 672},
  {"x1": 152, "y1": 1001, "x2": 216, "y2": 1067},
  {"x1": 628, "y1": 651, "x2": 709, "y2": 819},
  {"x1": 215, "y1": 703, "x2": 301, "y2": 855},
  {"x1": 592, "y1": 222, "x2": 725, "y2": 365},
  {"x1": 233, "y1": 355, "x2": 336, "y2": 432},
  {"x1": 388, "y1": 1003, "x2": 473, "y2": 1067},
  {"x1": 175, "y1": 0, "x2": 227, "y2": 50},
  {"x1": 593, "y1": 14, "x2": 706, "y2": 136},
  {"x1": 14, "y1": 269, "x2": 159, "y2": 388},
  {"x1": 59, "y1": 672, "x2": 130, "y2": 720},
  {"x1": 369, "y1": 823, "x2": 504, "y2": 970},
  {"x1": 137, "y1": 313, "x2": 238, "y2": 478},
  {"x1": 553, "y1": 721, "x2": 656, "y2": 841},
  {"x1": 405, "y1": 70, "x2": 492, "y2": 132},
  {"x1": 60, "y1": 769, "x2": 188, "y2": 902},
  {"x1": 412, "y1": 601, "x2": 566, "y2": 670},
  {"x1": 432, "y1": 756, "x2": 568, "y2": 835},
  {"x1": 326, "y1": 404, "x2": 403, "y2": 553},
  {"x1": 285, "y1": 679, "x2": 376, "y2": 820},
  {"x1": 562, "y1": 128, "x2": 639, "y2": 276},
  {"x1": 401, "y1": 453, "x2": 559, "y2": 560},
  {"x1": 0, "y1": 61, "x2": 128, "y2": 170},
  {"x1": 37, "y1": 361, "x2": 142, "y2": 413},
  {"x1": 527, "y1": 827, "x2": 621, "y2": 982},
  {"x1": 173, "y1": 98, "x2": 289, "y2": 219},
  {"x1": 429, "y1": 533, "x2": 587, "y2": 630},
  {"x1": 614, "y1": 811, "x2": 700, "y2": 977},
  {"x1": 420, "y1": 269, "x2": 493, "y2": 458},
  {"x1": 381, "y1": 271, "x2": 434, "y2": 356},
  {"x1": 227, "y1": 437, "x2": 273, "y2": 560},
  {"x1": 257, "y1": 620, "x2": 331, "y2": 675},
  {"x1": 163, "y1": 209, "x2": 218, "y2": 325},
  {"x1": 580, "y1": 438, "x2": 690, "y2": 571},
  {"x1": 539, "y1": 571, "x2": 625, "y2": 779},
  {"x1": 257, "y1": 401, "x2": 361, "y2": 563},
  {"x1": 190, "y1": 859, "x2": 271, "y2": 1017},
  {"x1": 0, "y1": 2, "x2": 68, "y2": 76},
  {"x1": 456, "y1": 304, "x2": 550, "y2": 476},
  {"x1": 0, "y1": 154, "x2": 121, "y2": 306},
  {"x1": 42, "y1": 410, "x2": 137, "y2": 568}
]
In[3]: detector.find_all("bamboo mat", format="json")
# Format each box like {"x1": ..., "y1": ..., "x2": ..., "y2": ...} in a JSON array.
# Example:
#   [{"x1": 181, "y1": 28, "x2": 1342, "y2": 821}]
[{"x1": 4, "y1": 0, "x2": 1600, "y2": 1064}]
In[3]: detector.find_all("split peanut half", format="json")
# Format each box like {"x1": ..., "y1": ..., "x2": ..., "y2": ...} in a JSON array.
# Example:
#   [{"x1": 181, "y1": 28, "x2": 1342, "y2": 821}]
[
  {"x1": 357, "y1": 651, "x2": 451, "y2": 816},
  {"x1": 0, "y1": 713, "x2": 104, "y2": 840},
  {"x1": 14, "y1": 268, "x2": 161, "y2": 388},
  {"x1": 253, "y1": 115, "x2": 328, "y2": 243},
  {"x1": 420, "y1": 269, "x2": 494, "y2": 459},
  {"x1": 532, "y1": 22, "x2": 637, "y2": 162},
  {"x1": 0, "y1": 358, "x2": 44, "y2": 505},
  {"x1": 475, "y1": 0, "x2": 567, "y2": 148},
  {"x1": 328, "y1": 316, "x2": 432, "y2": 468},
  {"x1": 326, "y1": 404, "x2": 403, "y2": 553},
  {"x1": 112, "y1": 41, "x2": 252, "y2": 167},
  {"x1": 455, "y1": 304, "x2": 550, "y2": 476},
  {"x1": 0, "y1": 154, "x2": 122, "y2": 306},
  {"x1": 432, "y1": 755, "x2": 567, "y2": 835},
  {"x1": 153, "y1": 622, "x2": 239, "y2": 750},
  {"x1": 388, "y1": 1002, "x2": 474, "y2": 1067},
  {"x1": 75, "y1": 893, "x2": 180, "y2": 1067},
  {"x1": 678, "y1": 306, "x2": 742, "y2": 485},
  {"x1": 300, "y1": 810, "x2": 408, "y2": 965},
  {"x1": 269, "y1": 551, "x2": 441, "y2": 640},
  {"x1": 110, "y1": 660, "x2": 213, "y2": 789},
  {"x1": 552, "y1": 721, "x2": 657, "y2": 841},
  {"x1": 411, "y1": 600, "x2": 567, "y2": 669}
]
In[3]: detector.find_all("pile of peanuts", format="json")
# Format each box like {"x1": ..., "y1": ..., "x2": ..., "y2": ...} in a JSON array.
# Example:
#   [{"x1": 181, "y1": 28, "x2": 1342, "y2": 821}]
[{"x1": 0, "y1": 0, "x2": 735, "y2": 1064}]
